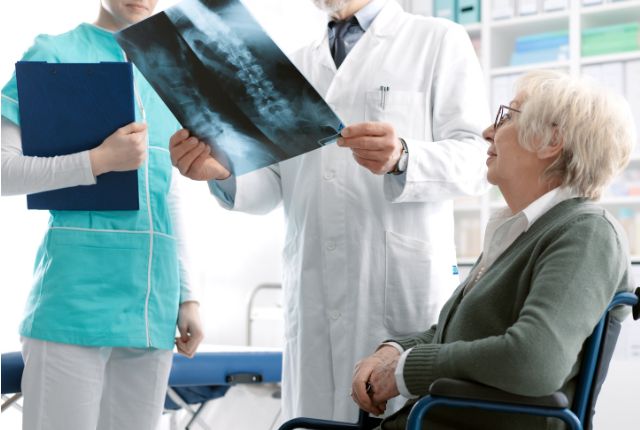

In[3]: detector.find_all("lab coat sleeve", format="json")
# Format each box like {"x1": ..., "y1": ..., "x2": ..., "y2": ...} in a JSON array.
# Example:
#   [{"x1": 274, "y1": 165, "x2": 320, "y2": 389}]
[
  {"x1": 392, "y1": 216, "x2": 627, "y2": 398},
  {"x1": 208, "y1": 164, "x2": 283, "y2": 214},
  {"x1": 168, "y1": 172, "x2": 197, "y2": 304},
  {"x1": 384, "y1": 24, "x2": 490, "y2": 203}
]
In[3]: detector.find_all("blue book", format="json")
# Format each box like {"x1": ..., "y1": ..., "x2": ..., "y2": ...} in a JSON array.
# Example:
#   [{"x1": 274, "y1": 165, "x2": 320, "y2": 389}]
[
  {"x1": 515, "y1": 32, "x2": 568, "y2": 52},
  {"x1": 510, "y1": 46, "x2": 569, "y2": 65},
  {"x1": 15, "y1": 61, "x2": 138, "y2": 210}
]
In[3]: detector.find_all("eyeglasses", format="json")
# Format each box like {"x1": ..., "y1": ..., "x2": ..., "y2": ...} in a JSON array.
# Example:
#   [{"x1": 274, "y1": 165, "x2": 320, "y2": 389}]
[{"x1": 494, "y1": 105, "x2": 521, "y2": 130}]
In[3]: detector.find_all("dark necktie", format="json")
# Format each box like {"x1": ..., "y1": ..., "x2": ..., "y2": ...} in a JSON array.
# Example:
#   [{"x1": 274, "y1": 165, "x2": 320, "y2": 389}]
[{"x1": 329, "y1": 16, "x2": 362, "y2": 69}]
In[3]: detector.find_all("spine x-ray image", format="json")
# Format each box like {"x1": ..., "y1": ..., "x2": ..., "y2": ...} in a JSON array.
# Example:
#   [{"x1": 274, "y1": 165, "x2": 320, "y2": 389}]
[{"x1": 116, "y1": 0, "x2": 343, "y2": 175}]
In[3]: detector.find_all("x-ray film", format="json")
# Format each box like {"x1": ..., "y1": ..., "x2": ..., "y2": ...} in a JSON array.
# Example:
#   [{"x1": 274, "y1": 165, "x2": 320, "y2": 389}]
[{"x1": 116, "y1": 0, "x2": 343, "y2": 175}]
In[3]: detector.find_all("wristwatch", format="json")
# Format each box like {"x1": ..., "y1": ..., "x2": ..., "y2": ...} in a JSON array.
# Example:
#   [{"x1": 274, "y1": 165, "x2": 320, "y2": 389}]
[{"x1": 388, "y1": 138, "x2": 408, "y2": 175}]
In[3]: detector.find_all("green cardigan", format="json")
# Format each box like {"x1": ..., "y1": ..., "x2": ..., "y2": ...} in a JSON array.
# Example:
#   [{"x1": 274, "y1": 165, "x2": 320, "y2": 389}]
[{"x1": 382, "y1": 198, "x2": 633, "y2": 430}]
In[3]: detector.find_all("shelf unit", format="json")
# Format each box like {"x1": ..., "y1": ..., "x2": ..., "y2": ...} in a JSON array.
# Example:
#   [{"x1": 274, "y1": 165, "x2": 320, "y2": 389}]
[{"x1": 404, "y1": 0, "x2": 640, "y2": 261}]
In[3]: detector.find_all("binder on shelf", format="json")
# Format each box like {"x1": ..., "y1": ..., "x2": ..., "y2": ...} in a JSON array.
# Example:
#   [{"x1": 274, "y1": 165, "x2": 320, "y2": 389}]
[
  {"x1": 15, "y1": 61, "x2": 138, "y2": 211},
  {"x1": 492, "y1": 0, "x2": 516, "y2": 19},
  {"x1": 517, "y1": 0, "x2": 539, "y2": 16},
  {"x1": 543, "y1": 0, "x2": 568, "y2": 12},
  {"x1": 434, "y1": 0, "x2": 457, "y2": 21},
  {"x1": 458, "y1": 0, "x2": 481, "y2": 24}
]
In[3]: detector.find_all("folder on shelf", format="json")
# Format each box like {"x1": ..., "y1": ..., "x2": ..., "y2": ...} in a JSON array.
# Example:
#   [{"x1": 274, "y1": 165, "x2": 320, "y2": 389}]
[
  {"x1": 458, "y1": 0, "x2": 480, "y2": 24},
  {"x1": 581, "y1": 22, "x2": 640, "y2": 57},
  {"x1": 434, "y1": 0, "x2": 457, "y2": 21},
  {"x1": 491, "y1": 0, "x2": 515, "y2": 20},
  {"x1": 15, "y1": 61, "x2": 138, "y2": 211},
  {"x1": 542, "y1": 0, "x2": 568, "y2": 12},
  {"x1": 517, "y1": 0, "x2": 538, "y2": 16},
  {"x1": 510, "y1": 31, "x2": 569, "y2": 66},
  {"x1": 514, "y1": 31, "x2": 568, "y2": 51}
]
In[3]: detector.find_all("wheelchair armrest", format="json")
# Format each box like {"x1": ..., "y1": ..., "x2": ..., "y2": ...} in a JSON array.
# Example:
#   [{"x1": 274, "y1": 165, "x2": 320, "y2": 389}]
[
  {"x1": 428, "y1": 378, "x2": 569, "y2": 409},
  {"x1": 278, "y1": 409, "x2": 380, "y2": 430}
]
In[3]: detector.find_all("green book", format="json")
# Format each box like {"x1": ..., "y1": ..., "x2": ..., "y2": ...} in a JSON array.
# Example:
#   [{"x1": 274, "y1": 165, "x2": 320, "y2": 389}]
[{"x1": 582, "y1": 22, "x2": 639, "y2": 56}]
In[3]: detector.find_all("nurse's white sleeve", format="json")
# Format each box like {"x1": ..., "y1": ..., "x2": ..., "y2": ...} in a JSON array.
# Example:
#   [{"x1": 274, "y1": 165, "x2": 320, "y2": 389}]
[
  {"x1": 1, "y1": 116, "x2": 96, "y2": 196},
  {"x1": 384, "y1": 24, "x2": 490, "y2": 203},
  {"x1": 167, "y1": 173, "x2": 197, "y2": 304},
  {"x1": 208, "y1": 164, "x2": 283, "y2": 214}
]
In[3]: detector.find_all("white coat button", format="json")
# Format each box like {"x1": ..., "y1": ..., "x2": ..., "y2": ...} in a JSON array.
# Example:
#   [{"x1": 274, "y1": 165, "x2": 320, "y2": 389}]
[
  {"x1": 323, "y1": 170, "x2": 335, "y2": 181},
  {"x1": 326, "y1": 241, "x2": 336, "y2": 251},
  {"x1": 329, "y1": 310, "x2": 341, "y2": 320}
]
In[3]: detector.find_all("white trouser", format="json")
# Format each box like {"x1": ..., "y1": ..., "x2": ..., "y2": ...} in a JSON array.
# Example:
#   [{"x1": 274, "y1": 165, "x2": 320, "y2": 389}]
[{"x1": 21, "y1": 337, "x2": 173, "y2": 430}]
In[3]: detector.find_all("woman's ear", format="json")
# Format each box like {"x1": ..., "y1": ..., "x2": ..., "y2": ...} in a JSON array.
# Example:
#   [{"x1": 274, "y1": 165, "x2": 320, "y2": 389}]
[{"x1": 537, "y1": 128, "x2": 564, "y2": 160}]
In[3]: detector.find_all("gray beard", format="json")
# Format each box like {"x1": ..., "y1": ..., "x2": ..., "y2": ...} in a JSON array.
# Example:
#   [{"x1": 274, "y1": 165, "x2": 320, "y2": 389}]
[{"x1": 311, "y1": 0, "x2": 353, "y2": 14}]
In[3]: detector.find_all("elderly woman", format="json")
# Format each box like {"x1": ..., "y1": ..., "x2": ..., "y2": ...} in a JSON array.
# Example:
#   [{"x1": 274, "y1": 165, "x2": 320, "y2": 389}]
[{"x1": 351, "y1": 69, "x2": 637, "y2": 430}]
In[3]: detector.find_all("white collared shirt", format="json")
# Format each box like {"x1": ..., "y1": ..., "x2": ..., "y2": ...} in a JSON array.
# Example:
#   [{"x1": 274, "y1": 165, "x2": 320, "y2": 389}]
[{"x1": 392, "y1": 186, "x2": 578, "y2": 398}]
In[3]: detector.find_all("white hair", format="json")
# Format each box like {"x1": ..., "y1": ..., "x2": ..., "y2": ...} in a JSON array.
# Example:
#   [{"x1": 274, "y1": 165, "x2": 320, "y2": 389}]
[{"x1": 514, "y1": 69, "x2": 636, "y2": 200}]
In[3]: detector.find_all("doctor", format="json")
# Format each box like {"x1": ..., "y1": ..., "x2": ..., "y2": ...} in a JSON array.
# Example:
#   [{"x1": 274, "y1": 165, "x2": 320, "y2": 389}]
[{"x1": 170, "y1": 0, "x2": 489, "y2": 422}]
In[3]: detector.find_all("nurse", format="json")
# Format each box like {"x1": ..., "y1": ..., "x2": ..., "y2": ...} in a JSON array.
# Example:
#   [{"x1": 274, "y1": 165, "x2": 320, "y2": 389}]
[
  {"x1": 0, "y1": 1, "x2": 203, "y2": 429},
  {"x1": 170, "y1": 0, "x2": 488, "y2": 422}
]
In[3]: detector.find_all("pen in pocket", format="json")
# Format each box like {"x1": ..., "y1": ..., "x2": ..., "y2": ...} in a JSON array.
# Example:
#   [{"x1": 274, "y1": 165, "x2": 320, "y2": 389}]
[{"x1": 379, "y1": 85, "x2": 389, "y2": 110}]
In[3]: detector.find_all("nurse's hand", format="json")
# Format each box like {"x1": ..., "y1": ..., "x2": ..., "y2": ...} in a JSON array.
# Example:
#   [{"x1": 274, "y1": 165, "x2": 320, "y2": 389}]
[
  {"x1": 89, "y1": 122, "x2": 148, "y2": 176},
  {"x1": 175, "y1": 301, "x2": 204, "y2": 358},
  {"x1": 351, "y1": 345, "x2": 401, "y2": 416},
  {"x1": 337, "y1": 122, "x2": 402, "y2": 175},
  {"x1": 169, "y1": 129, "x2": 230, "y2": 181}
]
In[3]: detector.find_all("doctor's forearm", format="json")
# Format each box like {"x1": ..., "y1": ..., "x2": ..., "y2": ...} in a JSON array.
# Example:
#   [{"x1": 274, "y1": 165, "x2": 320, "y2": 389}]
[{"x1": 209, "y1": 165, "x2": 283, "y2": 214}]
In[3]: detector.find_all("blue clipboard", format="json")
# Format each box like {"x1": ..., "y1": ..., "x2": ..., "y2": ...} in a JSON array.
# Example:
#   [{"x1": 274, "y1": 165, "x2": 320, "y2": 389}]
[{"x1": 15, "y1": 61, "x2": 138, "y2": 210}]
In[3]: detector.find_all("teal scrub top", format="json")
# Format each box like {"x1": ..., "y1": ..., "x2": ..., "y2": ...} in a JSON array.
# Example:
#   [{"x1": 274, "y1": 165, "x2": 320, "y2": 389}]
[{"x1": 1, "y1": 23, "x2": 183, "y2": 350}]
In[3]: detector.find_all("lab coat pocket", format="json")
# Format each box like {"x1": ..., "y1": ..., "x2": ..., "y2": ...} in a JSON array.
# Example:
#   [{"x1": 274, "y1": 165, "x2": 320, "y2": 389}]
[
  {"x1": 384, "y1": 231, "x2": 447, "y2": 336},
  {"x1": 365, "y1": 90, "x2": 426, "y2": 140}
]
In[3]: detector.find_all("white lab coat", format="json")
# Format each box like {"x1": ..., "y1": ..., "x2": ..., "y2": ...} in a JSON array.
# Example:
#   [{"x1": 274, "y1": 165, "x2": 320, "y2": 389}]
[{"x1": 210, "y1": 0, "x2": 489, "y2": 422}]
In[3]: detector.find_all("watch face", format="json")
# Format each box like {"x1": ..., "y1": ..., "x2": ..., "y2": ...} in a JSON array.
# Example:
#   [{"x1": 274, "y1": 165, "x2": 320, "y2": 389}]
[{"x1": 398, "y1": 152, "x2": 408, "y2": 172}]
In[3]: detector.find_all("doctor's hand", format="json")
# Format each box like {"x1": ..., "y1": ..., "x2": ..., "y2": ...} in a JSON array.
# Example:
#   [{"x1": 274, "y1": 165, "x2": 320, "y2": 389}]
[
  {"x1": 176, "y1": 301, "x2": 204, "y2": 358},
  {"x1": 89, "y1": 122, "x2": 148, "y2": 176},
  {"x1": 351, "y1": 345, "x2": 401, "y2": 416},
  {"x1": 337, "y1": 122, "x2": 402, "y2": 175},
  {"x1": 169, "y1": 129, "x2": 230, "y2": 181}
]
